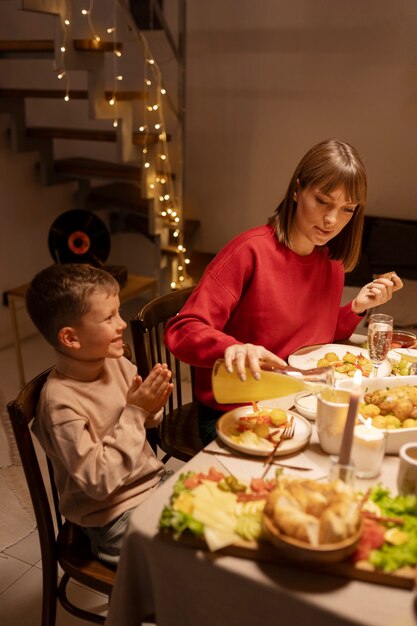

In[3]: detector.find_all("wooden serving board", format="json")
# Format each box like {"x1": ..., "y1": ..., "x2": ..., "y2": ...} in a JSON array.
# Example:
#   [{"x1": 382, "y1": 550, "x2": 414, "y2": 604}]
[{"x1": 159, "y1": 531, "x2": 416, "y2": 591}]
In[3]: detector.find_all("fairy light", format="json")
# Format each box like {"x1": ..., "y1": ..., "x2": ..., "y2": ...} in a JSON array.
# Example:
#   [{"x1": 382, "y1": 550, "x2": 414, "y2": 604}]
[
  {"x1": 81, "y1": 1, "x2": 101, "y2": 43},
  {"x1": 56, "y1": 15, "x2": 70, "y2": 101},
  {"x1": 109, "y1": 1, "x2": 121, "y2": 128},
  {"x1": 65, "y1": 0, "x2": 192, "y2": 289}
]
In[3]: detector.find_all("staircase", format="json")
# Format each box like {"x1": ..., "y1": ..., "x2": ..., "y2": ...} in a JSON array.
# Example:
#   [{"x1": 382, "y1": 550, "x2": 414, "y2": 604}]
[{"x1": 0, "y1": 0, "x2": 195, "y2": 291}]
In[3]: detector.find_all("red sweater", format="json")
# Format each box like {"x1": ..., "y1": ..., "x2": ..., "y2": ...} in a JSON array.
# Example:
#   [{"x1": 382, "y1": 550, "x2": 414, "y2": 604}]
[{"x1": 164, "y1": 225, "x2": 363, "y2": 411}]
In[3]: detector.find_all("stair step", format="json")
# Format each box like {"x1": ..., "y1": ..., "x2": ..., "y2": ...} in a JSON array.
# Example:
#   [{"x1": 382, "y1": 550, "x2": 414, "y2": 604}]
[
  {"x1": 161, "y1": 245, "x2": 180, "y2": 257},
  {"x1": 26, "y1": 126, "x2": 166, "y2": 146},
  {"x1": 54, "y1": 157, "x2": 175, "y2": 183},
  {"x1": 112, "y1": 209, "x2": 200, "y2": 241},
  {"x1": 73, "y1": 40, "x2": 122, "y2": 53},
  {"x1": 108, "y1": 210, "x2": 149, "y2": 241},
  {"x1": 54, "y1": 157, "x2": 141, "y2": 181},
  {"x1": 91, "y1": 183, "x2": 200, "y2": 247},
  {"x1": 0, "y1": 88, "x2": 147, "y2": 101},
  {"x1": 0, "y1": 39, "x2": 121, "y2": 58},
  {"x1": 87, "y1": 182, "x2": 149, "y2": 212}
]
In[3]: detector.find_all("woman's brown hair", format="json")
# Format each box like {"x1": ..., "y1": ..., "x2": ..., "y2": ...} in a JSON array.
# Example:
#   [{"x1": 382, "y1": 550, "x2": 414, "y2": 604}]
[{"x1": 268, "y1": 139, "x2": 367, "y2": 272}]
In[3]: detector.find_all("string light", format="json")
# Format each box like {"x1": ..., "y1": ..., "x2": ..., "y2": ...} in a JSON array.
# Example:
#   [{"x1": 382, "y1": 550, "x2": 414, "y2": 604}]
[
  {"x1": 107, "y1": 1, "x2": 121, "y2": 131},
  {"x1": 81, "y1": 1, "x2": 101, "y2": 43},
  {"x1": 55, "y1": 0, "x2": 191, "y2": 289},
  {"x1": 56, "y1": 15, "x2": 70, "y2": 101}
]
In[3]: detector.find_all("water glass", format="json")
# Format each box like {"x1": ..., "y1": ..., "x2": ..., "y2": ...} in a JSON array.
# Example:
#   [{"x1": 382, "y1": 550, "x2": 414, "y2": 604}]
[{"x1": 367, "y1": 313, "x2": 393, "y2": 377}]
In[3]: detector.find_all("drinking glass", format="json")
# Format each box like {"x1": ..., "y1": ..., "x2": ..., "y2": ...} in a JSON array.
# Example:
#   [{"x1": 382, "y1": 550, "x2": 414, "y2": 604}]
[{"x1": 367, "y1": 313, "x2": 393, "y2": 377}]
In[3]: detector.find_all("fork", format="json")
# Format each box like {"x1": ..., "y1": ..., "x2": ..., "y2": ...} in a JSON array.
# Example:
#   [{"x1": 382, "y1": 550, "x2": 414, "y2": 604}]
[{"x1": 260, "y1": 415, "x2": 295, "y2": 479}]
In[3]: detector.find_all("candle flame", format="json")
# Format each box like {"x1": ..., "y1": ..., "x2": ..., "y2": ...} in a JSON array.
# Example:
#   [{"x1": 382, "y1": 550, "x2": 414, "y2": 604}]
[{"x1": 353, "y1": 369, "x2": 362, "y2": 386}]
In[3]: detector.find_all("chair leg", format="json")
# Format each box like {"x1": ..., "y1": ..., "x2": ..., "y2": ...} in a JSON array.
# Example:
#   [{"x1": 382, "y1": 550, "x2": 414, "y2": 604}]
[
  {"x1": 41, "y1": 562, "x2": 58, "y2": 626},
  {"x1": 58, "y1": 574, "x2": 107, "y2": 625}
]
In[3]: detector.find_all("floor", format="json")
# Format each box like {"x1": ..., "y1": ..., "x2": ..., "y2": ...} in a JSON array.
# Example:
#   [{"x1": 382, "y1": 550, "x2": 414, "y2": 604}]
[{"x1": 0, "y1": 294, "x2": 186, "y2": 626}]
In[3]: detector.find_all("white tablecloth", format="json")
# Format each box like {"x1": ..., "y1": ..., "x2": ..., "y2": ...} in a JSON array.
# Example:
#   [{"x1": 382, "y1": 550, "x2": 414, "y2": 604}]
[{"x1": 106, "y1": 414, "x2": 416, "y2": 626}]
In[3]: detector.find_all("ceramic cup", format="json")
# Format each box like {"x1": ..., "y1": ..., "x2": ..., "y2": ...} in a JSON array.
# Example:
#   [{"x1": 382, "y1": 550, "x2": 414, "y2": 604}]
[
  {"x1": 316, "y1": 388, "x2": 350, "y2": 455},
  {"x1": 397, "y1": 443, "x2": 417, "y2": 495}
]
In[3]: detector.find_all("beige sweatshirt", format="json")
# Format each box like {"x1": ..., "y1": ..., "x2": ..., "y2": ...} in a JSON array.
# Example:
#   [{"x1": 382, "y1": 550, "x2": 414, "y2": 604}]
[{"x1": 33, "y1": 352, "x2": 165, "y2": 526}]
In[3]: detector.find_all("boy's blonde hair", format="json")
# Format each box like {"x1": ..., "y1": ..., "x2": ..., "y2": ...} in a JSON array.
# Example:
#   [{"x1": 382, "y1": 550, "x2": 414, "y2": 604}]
[{"x1": 26, "y1": 263, "x2": 119, "y2": 348}]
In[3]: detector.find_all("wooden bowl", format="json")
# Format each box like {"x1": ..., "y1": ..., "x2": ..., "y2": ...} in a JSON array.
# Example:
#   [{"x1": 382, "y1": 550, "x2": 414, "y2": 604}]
[{"x1": 262, "y1": 513, "x2": 363, "y2": 564}]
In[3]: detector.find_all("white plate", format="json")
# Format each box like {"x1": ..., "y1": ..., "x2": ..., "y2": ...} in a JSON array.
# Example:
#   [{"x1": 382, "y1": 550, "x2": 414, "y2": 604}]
[
  {"x1": 389, "y1": 348, "x2": 417, "y2": 361},
  {"x1": 215, "y1": 406, "x2": 312, "y2": 457},
  {"x1": 288, "y1": 343, "x2": 391, "y2": 380},
  {"x1": 388, "y1": 348, "x2": 417, "y2": 376},
  {"x1": 338, "y1": 375, "x2": 417, "y2": 454}
]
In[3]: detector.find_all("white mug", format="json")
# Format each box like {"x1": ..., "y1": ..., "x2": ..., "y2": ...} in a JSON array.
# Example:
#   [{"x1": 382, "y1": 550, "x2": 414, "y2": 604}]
[
  {"x1": 397, "y1": 443, "x2": 417, "y2": 495},
  {"x1": 316, "y1": 388, "x2": 350, "y2": 455}
]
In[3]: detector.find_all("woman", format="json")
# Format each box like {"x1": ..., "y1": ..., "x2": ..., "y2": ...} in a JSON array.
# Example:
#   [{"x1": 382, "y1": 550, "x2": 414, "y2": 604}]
[{"x1": 165, "y1": 139, "x2": 403, "y2": 443}]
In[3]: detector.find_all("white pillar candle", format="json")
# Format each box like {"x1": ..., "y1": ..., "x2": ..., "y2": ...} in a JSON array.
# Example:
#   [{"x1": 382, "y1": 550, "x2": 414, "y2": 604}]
[{"x1": 352, "y1": 420, "x2": 386, "y2": 478}]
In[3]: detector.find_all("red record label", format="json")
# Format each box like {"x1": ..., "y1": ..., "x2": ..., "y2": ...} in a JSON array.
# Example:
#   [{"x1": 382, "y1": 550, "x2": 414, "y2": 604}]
[
  {"x1": 67, "y1": 231, "x2": 91, "y2": 255},
  {"x1": 48, "y1": 209, "x2": 111, "y2": 265}
]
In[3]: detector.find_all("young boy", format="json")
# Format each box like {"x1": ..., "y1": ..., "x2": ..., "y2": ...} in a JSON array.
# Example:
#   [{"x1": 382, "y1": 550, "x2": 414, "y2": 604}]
[{"x1": 25, "y1": 263, "x2": 173, "y2": 566}]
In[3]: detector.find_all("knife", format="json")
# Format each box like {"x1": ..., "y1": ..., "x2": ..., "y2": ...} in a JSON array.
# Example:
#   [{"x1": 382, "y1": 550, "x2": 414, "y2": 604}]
[{"x1": 202, "y1": 448, "x2": 312, "y2": 471}]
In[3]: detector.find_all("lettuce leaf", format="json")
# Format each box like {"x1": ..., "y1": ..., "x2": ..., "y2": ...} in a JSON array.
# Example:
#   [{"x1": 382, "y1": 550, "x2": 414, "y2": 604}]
[
  {"x1": 159, "y1": 506, "x2": 204, "y2": 540},
  {"x1": 367, "y1": 485, "x2": 417, "y2": 572}
]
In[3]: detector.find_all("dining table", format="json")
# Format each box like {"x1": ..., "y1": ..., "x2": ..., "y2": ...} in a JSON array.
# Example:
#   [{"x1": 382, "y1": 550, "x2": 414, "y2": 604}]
[{"x1": 105, "y1": 391, "x2": 417, "y2": 626}]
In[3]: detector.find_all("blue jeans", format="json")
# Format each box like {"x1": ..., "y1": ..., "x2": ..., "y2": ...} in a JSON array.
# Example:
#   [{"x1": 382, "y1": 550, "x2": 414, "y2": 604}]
[{"x1": 82, "y1": 470, "x2": 174, "y2": 567}]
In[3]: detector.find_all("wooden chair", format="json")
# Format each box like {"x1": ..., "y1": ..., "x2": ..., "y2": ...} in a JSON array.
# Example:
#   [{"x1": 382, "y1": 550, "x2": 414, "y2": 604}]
[
  {"x1": 130, "y1": 286, "x2": 204, "y2": 462},
  {"x1": 6, "y1": 361, "x2": 152, "y2": 626}
]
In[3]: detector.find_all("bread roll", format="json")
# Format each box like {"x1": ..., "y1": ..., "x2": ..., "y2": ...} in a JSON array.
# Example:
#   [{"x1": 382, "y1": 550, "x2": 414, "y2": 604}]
[{"x1": 264, "y1": 477, "x2": 360, "y2": 546}]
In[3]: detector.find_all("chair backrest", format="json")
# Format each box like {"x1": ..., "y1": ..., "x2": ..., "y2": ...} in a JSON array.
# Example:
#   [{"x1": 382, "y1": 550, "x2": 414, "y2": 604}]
[
  {"x1": 131, "y1": 286, "x2": 195, "y2": 412},
  {"x1": 7, "y1": 368, "x2": 62, "y2": 559},
  {"x1": 7, "y1": 342, "x2": 133, "y2": 547},
  {"x1": 7, "y1": 363, "x2": 123, "y2": 624}
]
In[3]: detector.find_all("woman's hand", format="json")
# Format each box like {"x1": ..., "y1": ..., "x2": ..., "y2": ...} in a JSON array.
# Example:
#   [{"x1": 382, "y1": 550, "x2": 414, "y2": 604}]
[
  {"x1": 224, "y1": 343, "x2": 287, "y2": 381},
  {"x1": 351, "y1": 272, "x2": 403, "y2": 314}
]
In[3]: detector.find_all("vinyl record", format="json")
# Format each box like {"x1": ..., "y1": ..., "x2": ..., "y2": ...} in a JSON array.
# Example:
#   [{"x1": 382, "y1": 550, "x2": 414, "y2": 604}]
[{"x1": 48, "y1": 209, "x2": 111, "y2": 265}]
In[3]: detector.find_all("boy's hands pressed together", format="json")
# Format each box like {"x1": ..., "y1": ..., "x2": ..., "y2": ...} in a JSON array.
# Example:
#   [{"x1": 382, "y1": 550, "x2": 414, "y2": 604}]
[{"x1": 126, "y1": 363, "x2": 173, "y2": 414}]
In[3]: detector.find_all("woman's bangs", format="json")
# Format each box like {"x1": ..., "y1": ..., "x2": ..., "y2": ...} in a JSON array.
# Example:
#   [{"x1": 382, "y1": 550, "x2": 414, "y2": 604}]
[{"x1": 317, "y1": 169, "x2": 365, "y2": 206}]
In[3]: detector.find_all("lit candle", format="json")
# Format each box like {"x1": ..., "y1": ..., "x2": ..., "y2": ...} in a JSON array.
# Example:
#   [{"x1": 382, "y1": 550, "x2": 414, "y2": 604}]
[
  {"x1": 338, "y1": 369, "x2": 362, "y2": 466},
  {"x1": 352, "y1": 419, "x2": 385, "y2": 478}
]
